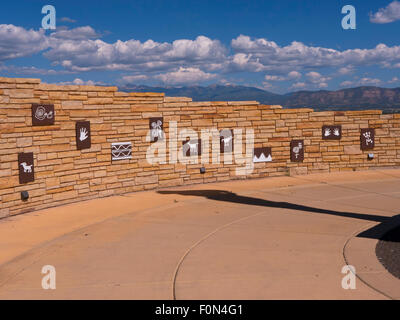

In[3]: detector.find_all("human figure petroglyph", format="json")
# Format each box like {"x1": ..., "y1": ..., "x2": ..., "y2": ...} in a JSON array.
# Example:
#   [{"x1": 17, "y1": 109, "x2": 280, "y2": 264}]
[{"x1": 363, "y1": 131, "x2": 373, "y2": 145}]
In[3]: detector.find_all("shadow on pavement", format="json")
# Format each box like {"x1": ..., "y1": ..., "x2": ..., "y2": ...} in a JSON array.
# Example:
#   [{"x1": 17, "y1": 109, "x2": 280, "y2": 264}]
[
  {"x1": 158, "y1": 189, "x2": 399, "y2": 240},
  {"x1": 375, "y1": 224, "x2": 400, "y2": 279}
]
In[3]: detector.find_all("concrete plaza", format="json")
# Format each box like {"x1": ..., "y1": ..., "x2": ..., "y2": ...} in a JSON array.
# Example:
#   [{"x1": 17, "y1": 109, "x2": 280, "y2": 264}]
[{"x1": 0, "y1": 170, "x2": 399, "y2": 299}]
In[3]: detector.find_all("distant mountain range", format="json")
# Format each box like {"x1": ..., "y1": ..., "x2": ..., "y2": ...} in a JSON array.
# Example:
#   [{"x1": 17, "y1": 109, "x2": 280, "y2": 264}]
[{"x1": 119, "y1": 84, "x2": 400, "y2": 113}]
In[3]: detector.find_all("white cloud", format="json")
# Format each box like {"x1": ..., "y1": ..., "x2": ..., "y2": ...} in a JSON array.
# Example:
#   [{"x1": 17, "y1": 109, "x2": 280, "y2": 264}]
[
  {"x1": 50, "y1": 26, "x2": 99, "y2": 40},
  {"x1": 306, "y1": 71, "x2": 327, "y2": 82},
  {"x1": 340, "y1": 80, "x2": 354, "y2": 87},
  {"x1": 290, "y1": 82, "x2": 307, "y2": 90},
  {"x1": 261, "y1": 81, "x2": 274, "y2": 90},
  {"x1": 0, "y1": 64, "x2": 72, "y2": 75},
  {"x1": 285, "y1": 71, "x2": 331, "y2": 90},
  {"x1": 265, "y1": 75, "x2": 286, "y2": 81},
  {"x1": 370, "y1": 1, "x2": 400, "y2": 24},
  {"x1": 1, "y1": 24, "x2": 400, "y2": 92},
  {"x1": 0, "y1": 24, "x2": 48, "y2": 61},
  {"x1": 120, "y1": 75, "x2": 149, "y2": 83},
  {"x1": 230, "y1": 35, "x2": 400, "y2": 73},
  {"x1": 59, "y1": 17, "x2": 77, "y2": 23},
  {"x1": 341, "y1": 78, "x2": 382, "y2": 87},
  {"x1": 388, "y1": 76, "x2": 399, "y2": 83},
  {"x1": 70, "y1": 78, "x2": 96, "y2": 85},
  {"x1": 288, "y1": 71, "x2": 302, "y2": 80},
  {"x1": 44, "y1": 35, "x2": 227, "y2": 73},
  {"x1": 154, "y1": 67, "x2": 217, "y2": 84},
  {"x1": 359, "y1": 77, "x2": 382, "y2": 86},
  {"x1": 230, "y1": 53, "x2": 264, "y2": 72},
  {"x1": 219, "y1": 79, "x2": 233, "y2": 85},
  {"x1": 265, "y1": 71, "x2": 301, "y2": 82},
  {"x1": 44, "y1": 32, "x2": 400, "y2": 76},
  {"x1": 338, "y1": 66, "x2": 354, "y2": 75},
  {"x1": 56, "y1": 78, "x2": 104, "y2": 86},
  {"x1": 305, "y1": 71, "x2": 331, "y2": 88}
]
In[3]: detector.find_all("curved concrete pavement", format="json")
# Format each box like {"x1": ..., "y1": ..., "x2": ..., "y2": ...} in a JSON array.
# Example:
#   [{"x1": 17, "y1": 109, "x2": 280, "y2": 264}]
[{"x1": 1, "y1": 170, "x2": 400, "y2": 299}]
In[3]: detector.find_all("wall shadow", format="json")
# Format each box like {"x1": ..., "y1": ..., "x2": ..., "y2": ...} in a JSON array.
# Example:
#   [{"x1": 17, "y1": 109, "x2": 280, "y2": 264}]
[{"x1": 158, "y1": 189, "x2": 399, "y2": 240}]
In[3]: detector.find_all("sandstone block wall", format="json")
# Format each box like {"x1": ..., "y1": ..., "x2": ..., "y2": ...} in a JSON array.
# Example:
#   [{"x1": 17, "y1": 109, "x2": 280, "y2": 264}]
[{"x1": 1, "y1": 77, "x2": 400, "y2": 217}]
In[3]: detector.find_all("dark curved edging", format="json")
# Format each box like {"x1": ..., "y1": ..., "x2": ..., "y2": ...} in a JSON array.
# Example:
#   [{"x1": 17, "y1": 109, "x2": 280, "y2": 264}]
[
  {"x1": 376, "y1": 225, "x2": 400, "y2": 280},
  {"x1": 343, "y1": 215, "x2": 400, "y2": 300}
]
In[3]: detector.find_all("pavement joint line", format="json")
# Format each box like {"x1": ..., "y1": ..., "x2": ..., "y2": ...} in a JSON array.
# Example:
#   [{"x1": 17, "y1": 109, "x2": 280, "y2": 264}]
[
  {"x1": 171, "y1": 203, "x2": 369, "y2": 300},
  {"x1": 0, "y1": 200, "x2": 186, "y2": 286},
  {"x1": 342, "y1": 221, "x2": 395, "y2": 300},
  {"x1": 1, "y1": 170, "x2": 400, "y2": 299},
  {"x1": 0, "y1": 196, "x2": 239, "y2": 290},
  {"x1": 172, "y1": 210, "x2": 267, "y2": 300},
  {"x1": 0, "y1": 241, "x2": 63, "y2": 289},
  {"x1": 167, "y1": 181, "x2": 399, "y2": 300},
  {"x1": 4, "y1": 198, "x2": 352, "y2": 294}
]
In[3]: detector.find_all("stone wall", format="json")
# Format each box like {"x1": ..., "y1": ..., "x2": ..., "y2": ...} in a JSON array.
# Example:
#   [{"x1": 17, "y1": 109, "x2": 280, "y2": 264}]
[{"x1": 1, "y1": 77, "x2": 400, "y2": 217}]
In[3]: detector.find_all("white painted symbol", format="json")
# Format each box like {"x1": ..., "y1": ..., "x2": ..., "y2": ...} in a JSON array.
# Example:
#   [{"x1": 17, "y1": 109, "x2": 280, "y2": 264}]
[
  {"x1": 20, "y1": 162, "x2": 33, "y2": 173},
  {"x1": 333, "y1": 128, "x2": 340, "y2": 136},
  {"x1": 151, "y1": 120, "x2": 164, "y2": 140},
  {"x1": 292, "y1": 142, "x2": 303, "y2": 159},
  {"x1": 363, "y1": 132, "x2": 373, "y2": 145},
  {"x1": 79, "y1": 127, "x2": 89, "y2": 141},
  {"x1": 324, "y1": 128, "x2": 331, "y2": 137},
  {"x1": 35, "y1": 106, "x2": 53, "y2": 121},
  {"x1": 341, "y1": 265, "x2": 356, "y2": 290},
  {"x1": 41, "y1": 265, "x2": 56, "y2": 290},
  {"x1": 186, "y1": 141, "x2": 199, "y2": 154},
  {"x1": 253, "y1": 150, "x2": 272, "y2": 163},
  {"x1": 112, "y1": 142, "x2": 132, "y2": 160},
  {"x1": 222, "y1": 136, "x2": 233, "y2": 147}
]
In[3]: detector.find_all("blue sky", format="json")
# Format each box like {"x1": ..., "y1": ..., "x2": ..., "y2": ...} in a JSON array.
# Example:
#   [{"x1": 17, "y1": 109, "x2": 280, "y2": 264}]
[{"x1": 0, "y1": 0, "x2": 399, "y2": 93}]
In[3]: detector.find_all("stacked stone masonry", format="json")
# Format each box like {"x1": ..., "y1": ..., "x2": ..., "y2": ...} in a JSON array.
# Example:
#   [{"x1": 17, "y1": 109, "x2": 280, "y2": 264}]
[{"x1": 1, "y1": 77, "x2": 400, "y2": 217}]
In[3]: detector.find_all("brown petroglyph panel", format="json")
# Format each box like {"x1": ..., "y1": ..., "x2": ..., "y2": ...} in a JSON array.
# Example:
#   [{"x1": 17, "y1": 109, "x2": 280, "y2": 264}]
[
  {"x1": 322, "y1": 125, "x2": 342, "y2": 140},
  {"x1": 18, "y1": 152, "x2": 34, "y2": 184},
  {"x1": 291, "y1": 140, "x2": 304, "y2": 162},
  {"x1": 76, "y1": 121, "x2": 91, "y2": 150},
  {"x1": 31, "y1": 104, "x2": 55, "y2": 126},
  {"x1": 1, "y1": 76, "x2": 400, "y2": 215},
  {"x1": 360, "y1": 128, "x2": 375, "y2": 150}
]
